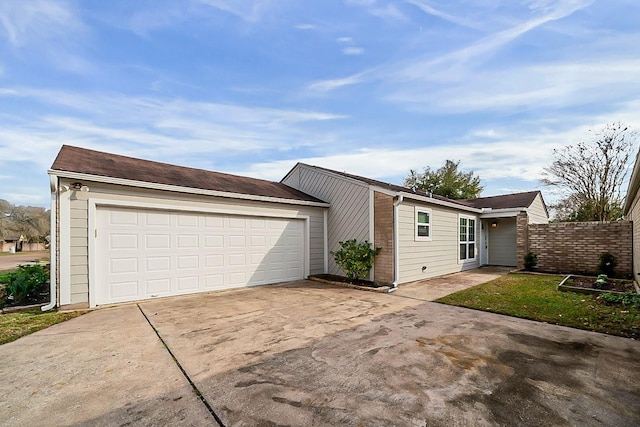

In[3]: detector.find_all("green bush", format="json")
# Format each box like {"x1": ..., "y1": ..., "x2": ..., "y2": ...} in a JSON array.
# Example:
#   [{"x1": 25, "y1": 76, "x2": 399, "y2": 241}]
[
  {"x1": 595, "y1": 274, "x2": 608, "y2": 289},
  {"x1": 598, "y1": 252, "x2": 617, "y2": 276},
  {"x1": 523, "y1": 251, "x2": 538, "y2": 271},
  {"x1": 599, "y1": 292, "x2": 640, "y2": 309},
  {"x1": 331, "y1": 239, "x2": 381, "y2": 281},
  {"x1": 1, "y1": 264, "x2": 49, "y2": 305}
]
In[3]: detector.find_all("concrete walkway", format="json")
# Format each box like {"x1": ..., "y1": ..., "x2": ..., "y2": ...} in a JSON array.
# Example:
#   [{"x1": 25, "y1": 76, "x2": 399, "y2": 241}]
[
  {"x1": 0, "y1": 250, "x2": 49, "y2": 270},
  {"x1": 1, "y1": 268, "x2": 639, "y2": 426}
]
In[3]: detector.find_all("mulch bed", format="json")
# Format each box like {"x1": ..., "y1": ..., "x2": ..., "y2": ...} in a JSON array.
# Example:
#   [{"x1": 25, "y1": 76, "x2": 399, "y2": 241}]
[
  {"x1": 559, "y1": 275, "x2": 638, "y2": 295},
  {"x1": 308, "y1": 274, "x2": 395, "y2": 293}
]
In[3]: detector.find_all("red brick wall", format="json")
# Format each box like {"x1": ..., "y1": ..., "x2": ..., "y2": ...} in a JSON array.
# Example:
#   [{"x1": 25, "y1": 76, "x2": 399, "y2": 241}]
[
  {"x1": 374, "y1": 192, "x2": 394, "y2": 283},
  {"x1": 521, "y1": 221, "x2": 632, "y2": 277}
]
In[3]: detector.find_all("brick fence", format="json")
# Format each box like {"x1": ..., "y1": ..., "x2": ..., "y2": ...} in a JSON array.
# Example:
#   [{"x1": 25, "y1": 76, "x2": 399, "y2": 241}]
[{"x1": 517, "y1": 217, "x2": 633, "y2": 278}]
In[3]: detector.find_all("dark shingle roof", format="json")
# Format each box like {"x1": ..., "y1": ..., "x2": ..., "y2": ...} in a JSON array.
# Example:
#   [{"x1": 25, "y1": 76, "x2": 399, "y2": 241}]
[
  {"x1": 459, "y1": 191, "x2": 541, "y2": 210},
  {"x1": 292, "y1": 164, "x2": 460, "y2": 205},
  {"x1": 51, "y1": 145, "x2": 326, "y2": 204}
]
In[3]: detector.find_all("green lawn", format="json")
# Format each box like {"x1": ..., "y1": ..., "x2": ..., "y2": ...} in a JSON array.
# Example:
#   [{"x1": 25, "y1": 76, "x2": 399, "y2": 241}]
[
  {"x1": 0, "y1": 308, "x2": 86, "y2": 345},
  {"x1": 436, "y1": 273, "x2": 640, "y2": 339}
]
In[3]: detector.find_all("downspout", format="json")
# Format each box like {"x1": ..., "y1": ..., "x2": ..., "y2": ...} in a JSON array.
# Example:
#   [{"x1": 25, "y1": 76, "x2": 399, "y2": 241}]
[
  {"x1": 392, "y1": 194, "x2": 404, "y2": 287},
  {"x1": 42, "y1": 175, "x2": 58, "y2": 311}
]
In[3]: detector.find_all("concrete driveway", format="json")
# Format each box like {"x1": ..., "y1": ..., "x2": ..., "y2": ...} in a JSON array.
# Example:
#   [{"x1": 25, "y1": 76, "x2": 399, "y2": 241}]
[{"x1": 1, "y1": 269, "x2": 639, "y2": 426}]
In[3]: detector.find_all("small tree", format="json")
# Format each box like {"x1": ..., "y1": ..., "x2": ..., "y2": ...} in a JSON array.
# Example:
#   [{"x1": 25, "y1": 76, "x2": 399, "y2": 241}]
[
  {"x1": 404, "y1": 160, "x2": 483, "y2": 200},
  {"x1": 331, "y1": 239, "x2": 381, "y2": 281},
  {"x1": 542, "y1": 123, "x2": 637, "y2": 221}
]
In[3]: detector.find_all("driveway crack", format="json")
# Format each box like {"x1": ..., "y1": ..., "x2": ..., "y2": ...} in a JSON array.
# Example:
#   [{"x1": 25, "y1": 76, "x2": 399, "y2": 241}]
[{"x1": 137, "y1": 304, "x2": 226, "y2": 427}]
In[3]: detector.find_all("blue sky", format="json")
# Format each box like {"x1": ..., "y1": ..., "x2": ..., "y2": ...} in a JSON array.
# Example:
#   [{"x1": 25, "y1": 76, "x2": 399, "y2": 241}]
[{"x1": 1, "y1": 0, "x2": 639, "y2": 208}]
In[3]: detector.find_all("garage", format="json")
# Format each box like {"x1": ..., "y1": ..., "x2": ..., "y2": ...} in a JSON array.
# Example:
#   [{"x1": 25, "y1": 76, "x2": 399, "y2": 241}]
[
  {"x1": 95, "y1": 206, "x2": 305, "y2": 305},
  {"x1": 50, "y1": 145, "x2": 328, "y2": 309}
]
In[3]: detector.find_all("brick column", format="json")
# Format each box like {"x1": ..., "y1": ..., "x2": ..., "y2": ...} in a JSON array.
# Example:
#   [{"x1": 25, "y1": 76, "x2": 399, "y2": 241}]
[
  {"x1": 516, "y1": 211, "x2": 529, "y2": 270},
  {"x1": 374, "y1": 192, "x2": 394, "y2": 283}
]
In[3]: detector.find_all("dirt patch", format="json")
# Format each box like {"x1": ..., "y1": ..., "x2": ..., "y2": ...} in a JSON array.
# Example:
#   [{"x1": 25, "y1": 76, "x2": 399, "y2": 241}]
[{"x1": 566, "y1": 276, "x2": 635, "y2": 293}]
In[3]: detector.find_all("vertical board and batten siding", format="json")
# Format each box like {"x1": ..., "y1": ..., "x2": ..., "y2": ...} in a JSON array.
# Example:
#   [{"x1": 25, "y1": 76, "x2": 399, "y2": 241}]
[
  {"x1": 527, "y1": 194, "x2": 549, "y2": 224},
  {"x1": 488, "y1": 217, "x2": 517, "y2": 266},
  {"x1": 60, "y1": 179, "x2": 325, "y2": 305},
  {"x1": 397, "y1": 202, "x2": 479, "y2": 284},
  {"x1": 283, "y1": 166, "x2": 370, "y2": 275}
]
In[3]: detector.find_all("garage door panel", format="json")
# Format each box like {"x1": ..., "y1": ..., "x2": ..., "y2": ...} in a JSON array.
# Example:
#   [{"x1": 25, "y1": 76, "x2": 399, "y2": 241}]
[
  {"x1": 110, "y1": 234, "x2": 138, "y2": 249},
  {"x1": 146, "y1": 212, "x2": 170, "y2": 226},
  {"x1": 146, "y1": 234, "x2": 170, "y2": 249},
  {"x1": 146, "y1": 278, "x2": 171, "y2": 295},
  {"x1": 109, "y1": 210, "x2": 138, "y2": 226},
  {"x1": 146, "y1": 256, "x2": 171, "y2": 272},
  {"x1": 96, "y1": 207, "x2": 304, "y2": 305},
  {"x1": 205, "y1": 235, "x2": 223, "y2": 248},
  {"x1": 110, "y1": 257, "x2": 138, "y2": 274}
]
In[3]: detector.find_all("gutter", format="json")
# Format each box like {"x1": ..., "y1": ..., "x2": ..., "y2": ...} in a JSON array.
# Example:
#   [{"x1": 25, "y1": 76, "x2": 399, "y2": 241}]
[
  {"x1": 41, "y1": 175, "x2": 58, "y2": 311},
  {"x1": 392, "y1": 194, "x2": 404, "y2": 288}
]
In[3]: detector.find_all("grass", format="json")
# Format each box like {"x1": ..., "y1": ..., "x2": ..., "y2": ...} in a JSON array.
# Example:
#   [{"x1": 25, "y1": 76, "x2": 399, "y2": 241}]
[
  {"x1": 436, "y1": 273, "x2": 640, "y2": 339},
  {"x1": 0, "y1": 308, "x2": 85, "y2": 345}
]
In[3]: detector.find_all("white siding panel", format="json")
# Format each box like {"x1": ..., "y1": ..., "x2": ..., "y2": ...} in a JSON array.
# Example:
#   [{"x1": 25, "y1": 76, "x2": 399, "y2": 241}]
[
  {"x1": 528, "y1": 194, "x2": 549, "y2": 224},
  {"x1": 284, "y1": 166, "x2": 370, "y2": 275},
  {"x1": 398, "y1": 202, "x2": 479, "y2": 284}
]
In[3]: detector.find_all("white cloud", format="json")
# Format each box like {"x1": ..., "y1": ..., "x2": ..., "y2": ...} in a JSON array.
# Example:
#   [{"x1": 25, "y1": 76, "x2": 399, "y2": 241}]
[
  {"x1": 0, "y1": 0, "x2": 85, "y2": 47},
  {"x1": 307, "y1": 71, "x2": 370, "y2": 93},
  {"x1": 196, "y1": 0, "x2": 272, "y2": 23},
  {"x1": 405, "y1": 0, "x2": 483, "y2": 30},
  {"x1": 343, "y1": 47, "x2": 365, "y2": 56},
  {"x1": 295, "y1": 24, "x2": 317, "y2": 30}
]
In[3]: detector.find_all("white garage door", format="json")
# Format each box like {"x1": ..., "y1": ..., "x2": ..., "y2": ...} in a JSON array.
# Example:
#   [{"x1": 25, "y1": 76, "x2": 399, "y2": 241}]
[{"x1": 95, "y1": 206, "x2": 304, "y2": 305}]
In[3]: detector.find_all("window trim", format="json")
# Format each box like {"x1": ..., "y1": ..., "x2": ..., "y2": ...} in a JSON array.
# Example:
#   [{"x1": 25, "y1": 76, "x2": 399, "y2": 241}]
[
  {"x1": 458, "y1": 214, "x2": 477, "y2": 263},
  {"x1": 414, "y1": 206, "x2": 432, "y2": 241}
]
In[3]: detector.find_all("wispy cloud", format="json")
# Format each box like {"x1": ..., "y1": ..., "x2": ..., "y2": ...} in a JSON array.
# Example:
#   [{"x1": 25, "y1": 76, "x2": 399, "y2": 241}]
[
  {"x1": 343, "y1": 47, "x2": 365, "y2": 56},
  {"x1": 405, "y1": 0, "x2": 483, "y2": 30},
  {"x1": 295, "y1": 24, "x2": 317, "y2": 30},
  {"x1": 196, "y1": 0, "x2": 272, "y2": 23},
  {"x1": 0, "y1": 88, "x2": 347, "y2": 173},
  {"x1": 0, "y1": 0, "x2": 85, "y2": 47}
]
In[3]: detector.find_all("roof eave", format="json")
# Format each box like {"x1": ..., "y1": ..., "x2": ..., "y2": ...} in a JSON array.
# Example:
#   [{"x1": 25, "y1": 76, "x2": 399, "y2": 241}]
[
  {"x1": 398, "y1": 192, "x2": 482, "y2": 213},
  {"x1": 49, "y1": 169, "x2": 330, "y2": 208}
]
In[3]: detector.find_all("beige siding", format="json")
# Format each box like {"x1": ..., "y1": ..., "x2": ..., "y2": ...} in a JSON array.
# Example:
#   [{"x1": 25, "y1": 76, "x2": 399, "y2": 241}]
[
  {"x1": 527, "y1": 194, "x2": 549, "y2": 224},
  {"x1": 632, "y1": 192, "x2": 640, "y2": 279},
  {"x1": 398, "y1": 202, "x2": 479, "y2": 284},
  {"x1": 283, "y1": 166, "x2": 370, "y2": 275},
  {"x1": 59, "y1": 178, "x2": 326, "y2": 306},
  {"x1": 488, "y1": 217, "x2": 517, "y2": 266}
]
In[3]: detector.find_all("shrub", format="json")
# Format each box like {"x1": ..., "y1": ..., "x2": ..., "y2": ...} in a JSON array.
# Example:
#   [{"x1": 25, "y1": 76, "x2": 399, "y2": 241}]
[
  {"x1": 331, "y1": 239, "x2": 381, "y2": 281},
  {"x1": 598, "y1": 252, "x2": 617, "y2": 276},
  {"x1": 599, "y1": 292, "x2": 640, "y2": 309},
  {"x1": 595, "y1": 274, "x2": 608, "y2": 289},
  {"x1": 1, "y1": 264, "x2": 49, "y2": 305},
  {"x1": 523, "y1": 251, "x2": 538, "y2": 271}
]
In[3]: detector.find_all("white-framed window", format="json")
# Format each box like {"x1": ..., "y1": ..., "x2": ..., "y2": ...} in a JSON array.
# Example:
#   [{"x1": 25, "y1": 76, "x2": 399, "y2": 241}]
[
  {"x1": 459, "y1": 215, "x2": 476, "y2": 262},
  {"x1": 415, "y1": 207, "x2": 432, "y2": 241}
]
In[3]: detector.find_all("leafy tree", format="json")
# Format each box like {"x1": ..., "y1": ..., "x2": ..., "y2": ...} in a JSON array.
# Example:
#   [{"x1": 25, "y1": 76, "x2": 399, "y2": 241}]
[
  {"x1": 542, "y1": 123, "x2": 637, "y2": 222},
  {"x1": 0, "y1": 199, "x2": 50, "y2": 243},
  {"x1": 404, "y1": 160, "x2": 483, "y2": 199}
]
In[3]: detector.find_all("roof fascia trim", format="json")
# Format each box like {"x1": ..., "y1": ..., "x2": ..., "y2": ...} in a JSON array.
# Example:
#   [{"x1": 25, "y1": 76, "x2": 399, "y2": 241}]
[
  {"x1": 49, "y1": 170, "x2": 330, "y2": 208},
  {"x1": 398, "y1": 192, "x2": 482, "y2": 213}
]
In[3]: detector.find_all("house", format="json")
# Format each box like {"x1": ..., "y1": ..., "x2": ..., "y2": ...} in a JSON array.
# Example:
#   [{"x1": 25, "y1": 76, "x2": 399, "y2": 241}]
[
  {"x1": 0, "y1": 234, "x2": 22, "y2": 253},
  {"x1": 623, "y1": 150, "x2": 640, "y2": 280},
  {"x1": 48, "y1": 146, "x2": 548, "y2": 309},
  {"x1": 282, "y1": 164, "x2": 548, "y2": 284}
]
